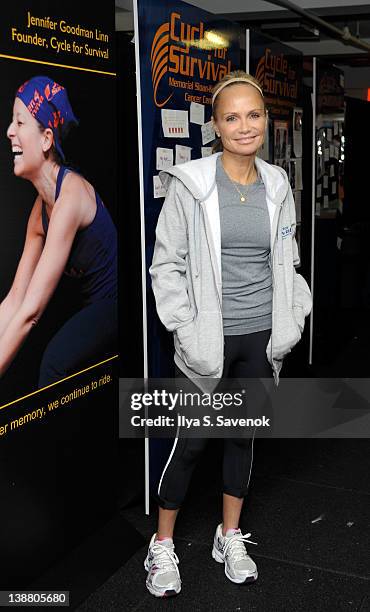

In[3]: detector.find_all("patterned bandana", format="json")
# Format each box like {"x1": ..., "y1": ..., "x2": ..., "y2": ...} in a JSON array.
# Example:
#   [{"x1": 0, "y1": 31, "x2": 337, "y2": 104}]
[{"x1": 16, "y1": 76, "x2": 78, "y2": 161}]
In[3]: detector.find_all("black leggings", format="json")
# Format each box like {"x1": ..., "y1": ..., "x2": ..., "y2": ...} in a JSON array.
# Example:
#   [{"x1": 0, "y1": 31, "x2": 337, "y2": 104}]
[
  {"x1": 38, "y1": 298, "x2": 117, "y2": 388},
  {"x1": 157, "y1": 329, "x2": 272, "y2": 509}
]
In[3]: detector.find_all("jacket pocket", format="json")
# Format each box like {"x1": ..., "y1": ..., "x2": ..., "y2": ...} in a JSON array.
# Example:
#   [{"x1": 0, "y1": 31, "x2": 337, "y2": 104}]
[
  {"x1": 175, "y1": 311, "x2": 223, "y2": 376},
  {"x1": 293, "y1": 273, "x2": 312, "y2": 317},
  {"x1": 272, "y1": 319, "x2": 301, "y2": 361},
  {"x1": 293, "y1": 304, "x2": 305, "y2": 333},
  {"x1": 271, "y1": 274, "x2": 311, "y2": 365},
  {"x1": 176, "y1": 319, "x2": 195, "y2": 352}
]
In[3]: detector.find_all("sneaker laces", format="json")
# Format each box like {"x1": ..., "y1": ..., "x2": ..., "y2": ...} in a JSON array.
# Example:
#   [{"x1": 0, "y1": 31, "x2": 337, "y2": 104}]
[
  {"x1": 223, "y1": 531, "x2": 257, "y2": 563},
  {"x1": 150, "y1": 541, "x2": 180, "y2": 578}
]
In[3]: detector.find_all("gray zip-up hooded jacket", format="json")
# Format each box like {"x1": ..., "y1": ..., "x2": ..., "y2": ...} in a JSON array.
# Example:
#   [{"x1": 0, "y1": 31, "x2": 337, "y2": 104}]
[{"x1": 149, "y1": 152, "x2": 312, "y2": 389}]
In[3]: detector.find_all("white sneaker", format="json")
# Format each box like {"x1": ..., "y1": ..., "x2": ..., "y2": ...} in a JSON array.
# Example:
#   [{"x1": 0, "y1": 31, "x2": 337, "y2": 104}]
[
  {"x1": 144, "y1": 533, "x2": 181, "y2": 597},
  {"x1": 212, "y1": 524, "x2": 258, "y2": 584}
]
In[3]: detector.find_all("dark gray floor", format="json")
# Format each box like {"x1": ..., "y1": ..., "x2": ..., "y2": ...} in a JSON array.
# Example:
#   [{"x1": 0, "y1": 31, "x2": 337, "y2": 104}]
[
  {"x1": 76, "y1": 305, "x2": 370, "y2": 610},
  {"x1": 77, "y1": 439, "x2": 370, "y2": 612}
]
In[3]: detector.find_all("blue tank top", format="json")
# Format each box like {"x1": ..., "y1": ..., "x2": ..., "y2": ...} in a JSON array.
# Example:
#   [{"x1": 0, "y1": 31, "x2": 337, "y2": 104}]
[{"x1": 41, "y1": 166, "x2": 117, "y2": 305}]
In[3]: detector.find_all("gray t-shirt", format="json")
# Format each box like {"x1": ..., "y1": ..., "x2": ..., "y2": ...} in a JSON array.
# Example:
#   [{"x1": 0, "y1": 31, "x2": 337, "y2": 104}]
[{"x1": 216, "y1": 156, "x2": 272, "y2": 335}]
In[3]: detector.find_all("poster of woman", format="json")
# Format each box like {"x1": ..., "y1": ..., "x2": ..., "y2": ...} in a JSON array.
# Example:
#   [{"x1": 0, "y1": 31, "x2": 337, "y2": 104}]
[{"x1": 0, "y1": 64, "x2": 117, "y2": 404}]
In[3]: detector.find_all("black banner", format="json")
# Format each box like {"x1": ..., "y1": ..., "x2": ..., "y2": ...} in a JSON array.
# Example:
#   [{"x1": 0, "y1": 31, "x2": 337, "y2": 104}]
[{"x1": 0, "y1": 0, "x2": 117, "y2": 589}]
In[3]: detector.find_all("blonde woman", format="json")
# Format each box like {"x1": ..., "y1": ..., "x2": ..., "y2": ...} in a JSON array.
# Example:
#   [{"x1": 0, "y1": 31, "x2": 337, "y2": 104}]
[{"x1": 147, "y1": 70, "x2": 312, "y2": 597}]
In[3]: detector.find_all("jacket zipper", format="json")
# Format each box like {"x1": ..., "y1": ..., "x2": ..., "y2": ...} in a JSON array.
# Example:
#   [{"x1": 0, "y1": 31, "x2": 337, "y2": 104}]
[
  {"x1": 200, "y1": 202, "x2": 224, "y2": 375},
  {"x1": 270, "y1": 202, "x2": 283, "y2": 377}
]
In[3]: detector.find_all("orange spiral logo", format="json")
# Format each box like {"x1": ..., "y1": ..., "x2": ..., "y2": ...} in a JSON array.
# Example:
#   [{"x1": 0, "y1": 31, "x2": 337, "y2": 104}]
[{"x1": 151, "y1": 21, "x2": 173, "y2": 108}]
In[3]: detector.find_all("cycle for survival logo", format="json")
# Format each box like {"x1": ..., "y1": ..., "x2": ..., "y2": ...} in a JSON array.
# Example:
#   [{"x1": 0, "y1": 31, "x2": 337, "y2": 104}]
[
  {"x1": 150, "y1": 12, "x2": 232, "y2": 108},
  {"x1": 255, "y1": 48, "x2": 298, "y2": 108}
]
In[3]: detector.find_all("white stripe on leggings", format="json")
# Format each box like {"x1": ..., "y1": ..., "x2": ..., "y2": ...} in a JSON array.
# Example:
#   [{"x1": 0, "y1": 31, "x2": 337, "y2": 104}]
[
  {"x1": 246, "y1": 429, "x2": 256, "y2": 491},
  {"x1": 158, "y1": 427, "x2": 254, "y2": 500},
  {"x1": 157, "y1": 425, "x2": 180, "y2": 498}
]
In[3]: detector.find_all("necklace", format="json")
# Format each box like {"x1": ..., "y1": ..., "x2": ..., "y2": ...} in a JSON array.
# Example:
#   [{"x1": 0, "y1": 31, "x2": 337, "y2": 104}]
[
  {"x1": 230, "y1": 181, "x2": 249, "y2": 203},
  {"x1": 221, "y1": 160, "x2": 256, "y2": 203}
]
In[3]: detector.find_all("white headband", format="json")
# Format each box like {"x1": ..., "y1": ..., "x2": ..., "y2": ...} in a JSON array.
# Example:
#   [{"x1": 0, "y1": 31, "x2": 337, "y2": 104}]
[{"x1": 212, "y1": 77, "x2": 264, "y2": 105}]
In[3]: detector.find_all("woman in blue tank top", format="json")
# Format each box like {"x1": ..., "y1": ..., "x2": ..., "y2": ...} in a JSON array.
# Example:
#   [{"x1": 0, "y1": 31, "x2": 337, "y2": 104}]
[{"x1": 0, "y1": 76, "x2": 117, "y2": 386}]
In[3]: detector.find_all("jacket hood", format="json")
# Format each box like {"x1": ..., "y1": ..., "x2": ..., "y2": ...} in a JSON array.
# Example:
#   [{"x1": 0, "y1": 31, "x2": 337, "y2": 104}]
[{"x1": 159, "y1": 152, "x2": 289, "y2": 205}]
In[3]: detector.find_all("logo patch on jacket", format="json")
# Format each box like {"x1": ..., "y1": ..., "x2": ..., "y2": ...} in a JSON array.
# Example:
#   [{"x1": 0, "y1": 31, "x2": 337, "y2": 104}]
[{"x1": 282, "y1": 225, "x2": 293, "y2": 239}]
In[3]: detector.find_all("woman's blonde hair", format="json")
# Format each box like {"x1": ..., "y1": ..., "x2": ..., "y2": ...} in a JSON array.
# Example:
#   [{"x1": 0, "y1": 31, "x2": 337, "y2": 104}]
[{"x1": 211, "y1": 70, "x2": 266, "y2": 153}]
